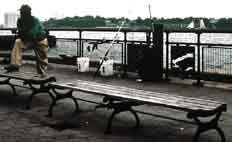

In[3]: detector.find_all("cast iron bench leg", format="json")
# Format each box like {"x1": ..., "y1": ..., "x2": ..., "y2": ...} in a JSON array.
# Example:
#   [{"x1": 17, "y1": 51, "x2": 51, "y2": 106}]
[
  {"x1": 97, "y1": 97, "x2": 141, "y2": 134},
  {"x1": 48, "y1": 89, "x2": 79, "y2": 117},
  {"x1": 130, "y1": 108, "x2": 140, "y2": 128},
  {"x1": 0, "y1": 78, "x2": 17, "y2": 96},
  {"x1": 9, "y1": 83, "x2": 17, "y2": 96},
  {"x1": 70, "y1": 96, "x2": 79, "y2": 114},
  {"x1": 189, "y1": 112, "x2": 226, "y2": 142},
  {"x1": 25, "y1": 83, "x2": 54, "y2": 110},
  {"x1": 26, "y1": 89, "x2": 37, "y2": 109},
  {"x1": 48, "y1": 95, "x2": 57, "y2": 117},
  {"x1": 105, "y1": 107, "x2": 140, "y2": 134}
]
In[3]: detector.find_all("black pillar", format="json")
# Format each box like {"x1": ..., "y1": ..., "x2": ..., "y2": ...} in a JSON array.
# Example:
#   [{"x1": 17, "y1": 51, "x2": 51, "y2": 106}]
[{"x1": 139, "y1": 24, "x2": 163, "y2": 81}]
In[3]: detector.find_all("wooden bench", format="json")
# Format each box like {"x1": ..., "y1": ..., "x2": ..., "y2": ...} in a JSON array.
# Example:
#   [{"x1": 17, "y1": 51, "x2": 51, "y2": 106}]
[
  {"x1": 0, "y1": 69, "x2": 56, "y2": 109},
  {"x1": 49, "y1": 80, "x2": 227, "y2": 142}
]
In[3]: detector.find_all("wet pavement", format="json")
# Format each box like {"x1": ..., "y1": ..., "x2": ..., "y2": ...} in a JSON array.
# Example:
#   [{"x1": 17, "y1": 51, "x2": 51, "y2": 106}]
[{"x1": 0, "y1": 63, "x2": 232, "y2": 142}]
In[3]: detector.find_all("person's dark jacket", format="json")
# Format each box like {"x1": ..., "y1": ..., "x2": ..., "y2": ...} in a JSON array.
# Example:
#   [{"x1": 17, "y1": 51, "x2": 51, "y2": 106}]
[{"x1": 17, "y1": 16, "x2": 46, "y2": 42}]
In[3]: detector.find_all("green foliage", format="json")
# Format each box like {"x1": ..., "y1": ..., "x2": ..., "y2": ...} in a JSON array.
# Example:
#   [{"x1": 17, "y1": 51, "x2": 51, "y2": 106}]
[
  {"x1": 43, "y1": 16, "x2": 232, "y2": 30},
  {"x1": 214, "y1": 18, "x2": 232, "y2": 29}
]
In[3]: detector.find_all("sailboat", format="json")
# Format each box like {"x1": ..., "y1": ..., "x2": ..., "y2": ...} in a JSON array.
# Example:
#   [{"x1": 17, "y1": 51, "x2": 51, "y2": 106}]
[
  {"x1": 187, "y1": 19, "x2": 206, "y2": 29},
  {"x1": 199, "y1": 19, "x2": 206, "y2": 29},
  {"x1": 187, "y1": 21, "x2": 194, "y2": 29}
]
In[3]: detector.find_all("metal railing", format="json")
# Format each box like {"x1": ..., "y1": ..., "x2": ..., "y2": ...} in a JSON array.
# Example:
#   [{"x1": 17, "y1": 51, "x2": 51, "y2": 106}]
[
  {"x1": 165, "y1": 29, "x2": 232, "y2": 83},
  {"x1": 1, "y1": 28, "x2": 232, "y2": 83}
]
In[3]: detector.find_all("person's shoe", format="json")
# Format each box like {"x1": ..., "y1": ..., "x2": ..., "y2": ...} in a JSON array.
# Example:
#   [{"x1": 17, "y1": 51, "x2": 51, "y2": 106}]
[{"x1": 4, "y1": 64, "x2": 19, "y2": 73}]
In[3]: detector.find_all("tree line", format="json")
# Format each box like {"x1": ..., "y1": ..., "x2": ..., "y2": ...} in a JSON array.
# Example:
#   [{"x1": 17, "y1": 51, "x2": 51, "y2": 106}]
[{"x1": 43, "y1": 16, "x2": 232, "y2": 30}]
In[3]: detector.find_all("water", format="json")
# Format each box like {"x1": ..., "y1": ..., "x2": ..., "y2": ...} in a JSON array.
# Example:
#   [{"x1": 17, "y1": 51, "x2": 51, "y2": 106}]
[
  {"x1": 49, "y1": 31, "x2": 146, "y2": 41},
  {"x1": 48, "y1": 31, "x2": 147, "y2": 64}
]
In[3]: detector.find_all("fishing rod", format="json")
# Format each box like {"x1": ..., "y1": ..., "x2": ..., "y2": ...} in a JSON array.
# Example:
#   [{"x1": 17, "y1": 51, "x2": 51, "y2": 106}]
[
  {"x1": 93, "y1": 20, "x2": 126, "y2": 79},
  {"x1": 148, "y1": 4, "x2": 154, "y2": 48},
  {"x1": 148, "y1": 4, "x2": 154, "y2": 32}
]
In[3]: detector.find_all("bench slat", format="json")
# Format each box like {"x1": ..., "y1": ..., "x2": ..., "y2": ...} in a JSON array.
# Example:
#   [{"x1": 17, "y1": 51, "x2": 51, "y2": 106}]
[
  {"x1": 77, "y1": 80, "x2": 224, "y2": 105},
  {"x1": 50, "y1": 80, "x2": 226, "y2": 112},
  {"x1": 65, "y1": 82, "x2": 219, "y2": 110},
  {"x1": 75, "y1": 80, "x2": 223, "y2": 106},
  {"x1": 52, "y1": 82, "x2": 216, "y2": 111}
]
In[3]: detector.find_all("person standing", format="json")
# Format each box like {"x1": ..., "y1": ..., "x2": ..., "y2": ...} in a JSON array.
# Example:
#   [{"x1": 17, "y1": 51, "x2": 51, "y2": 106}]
[{"x1": 5, "y1": 4, "x2": 49, "y2": 77}]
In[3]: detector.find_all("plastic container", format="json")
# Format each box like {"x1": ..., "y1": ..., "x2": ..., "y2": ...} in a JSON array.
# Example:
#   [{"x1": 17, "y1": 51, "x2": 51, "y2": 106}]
[
  {"x1": 100, "y1": 59, "x2": 114, "y2": 76},
  {"x1": 77, "y1": 57, "x2": 90, "y2": 72}
]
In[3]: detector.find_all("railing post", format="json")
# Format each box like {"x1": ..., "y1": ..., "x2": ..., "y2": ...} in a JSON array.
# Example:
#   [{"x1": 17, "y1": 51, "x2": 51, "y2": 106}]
[
  {"x1": 150, "y1": 24, "x2": 163, "y2": 81},
  {"x1": 123, "y1": 31, "x2": 127, "y2": 65},
  {"x1": 165, "y1": 31, "x2": 169, "y2": 80},
  {"x1": 194, "y1": 31, "x2": 204, "y2": 86},
  {"x1": 122, "y1": 31, "x2": 127, "y2": 76},
  {"x1": 78, "y1": 30, "x2": 82, "y2": 57},
  {"x1": 202, "y1": 45, "x2": 206, "y2": 75}
]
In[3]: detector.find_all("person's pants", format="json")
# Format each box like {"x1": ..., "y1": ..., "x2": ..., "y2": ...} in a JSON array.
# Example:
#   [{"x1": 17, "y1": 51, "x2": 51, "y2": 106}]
[{"x1": 10, "y1": 38, "x2": 49, "y2": 75}]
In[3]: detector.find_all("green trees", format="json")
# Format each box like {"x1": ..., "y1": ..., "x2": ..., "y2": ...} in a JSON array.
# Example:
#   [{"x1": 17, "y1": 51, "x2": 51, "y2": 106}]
[
  {"x1": 44, "y1": 16, "x2": 106, "y2": 28},
  {"x1": 214, "y1": 18, "x2": 232, "y2": 29},
  {"x1": 43, "y1": 16, "x2": 232, "y2": 30}
]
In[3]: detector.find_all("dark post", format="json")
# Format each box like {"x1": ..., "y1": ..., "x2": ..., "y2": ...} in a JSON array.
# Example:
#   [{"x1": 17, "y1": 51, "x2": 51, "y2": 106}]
[
  {"x1": 123, "y1": 31, "x2": 127, "y2": 76},
  {"x1": 139, "y1": 24, "x2": 163, "y2": 81},
  {"x1": 165, "y1": 31, "x2": 169, "y2": 80},
  {"x1": 152, "y1": 24, "x2": 163, "y2": 80},
  {"x1": 193, "y1": 31, "x2": 203, "y2": 86},
  {"x1": 78, "y1": 30, "x2": 82, "y2": 57},
  {"x1": 146, "y1": 32, "x2": 151, "y2": 47},
  {"x1": 123, "y1": 31, "x2": 127, "y2": 65}
]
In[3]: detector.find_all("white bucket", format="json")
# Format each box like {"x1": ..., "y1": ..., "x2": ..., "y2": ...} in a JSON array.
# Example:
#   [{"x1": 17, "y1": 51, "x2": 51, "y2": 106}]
[
  {"x1": 77, "y1": 57, "x2": 90, "y2": 72},
  {"x1": 100, "y1": 60, "x2": 114, "y2": 76}
]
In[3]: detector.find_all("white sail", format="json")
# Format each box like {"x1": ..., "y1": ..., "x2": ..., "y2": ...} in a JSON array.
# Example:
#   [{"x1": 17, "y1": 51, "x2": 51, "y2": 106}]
[
  {"x1": 187, "y1": 19, "x2": 206, "y2": 29},
  {"x1": 199, "y1": 19, "x2": 206, "y2": 29},
  {"x1": 187, "y1": 21, "x2": 194, "y2": 29}
]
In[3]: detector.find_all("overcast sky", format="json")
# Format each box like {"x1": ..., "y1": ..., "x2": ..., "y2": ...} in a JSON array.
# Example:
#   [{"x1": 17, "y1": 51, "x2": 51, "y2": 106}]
[{"x1": 1, "y1": 0, "x2": 232, "y2": 24}]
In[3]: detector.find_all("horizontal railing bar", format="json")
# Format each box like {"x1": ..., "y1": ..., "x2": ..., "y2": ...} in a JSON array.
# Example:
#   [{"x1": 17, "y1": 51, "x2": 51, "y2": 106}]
[
  {"x1": 47, "y1": 27, "x2": 151, "y2": 32},
  {"x1": 54, "y1": 38, "x2": 146, "y2": 44},
  {"x1": 55, "y1": 38, "x2": 78, "y2": 40},
  {"x1": 167, "y1": 42, "x2": 232, "y2": 47},
  {"x1": 2, "y1": 27, "x2": 232, "y2": 34},
  {"x1": 55, "y1": 38, "x2": 146, "y2": 43},
  {"x1": 167, "y1": 42, "x2": 198, "y2": 45},
  {"x1": 81, "y1": 38, "x2": 147, "y2": 43},
  {"x1": 165, "y1": 29, "x2": 232, "y2": 33}
]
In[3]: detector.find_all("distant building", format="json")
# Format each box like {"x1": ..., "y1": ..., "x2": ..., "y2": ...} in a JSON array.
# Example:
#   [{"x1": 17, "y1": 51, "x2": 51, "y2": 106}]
[{"x1": 4, "y1": 12, "x2": 18, "y2": 28}]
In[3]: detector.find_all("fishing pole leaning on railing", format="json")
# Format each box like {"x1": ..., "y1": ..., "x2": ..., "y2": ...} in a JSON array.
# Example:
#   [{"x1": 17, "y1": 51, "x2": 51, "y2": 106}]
[
  {"x1": 93, "y1": 20, "x2": 126, "y2": 79},
  {"x1": 148, "y1": 4, "x2": 154, "y2": 48}
]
